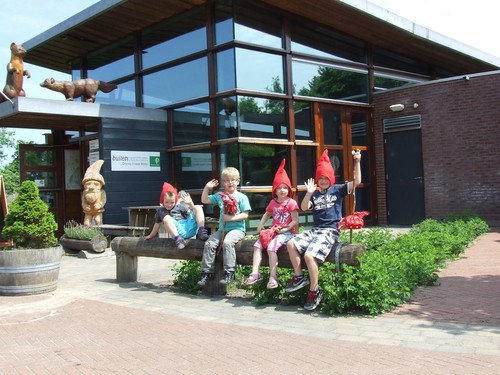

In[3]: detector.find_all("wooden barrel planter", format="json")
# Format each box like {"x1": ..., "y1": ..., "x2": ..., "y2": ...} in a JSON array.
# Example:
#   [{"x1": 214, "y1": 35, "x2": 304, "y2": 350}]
[
  {"x1": 59, "y1": 234, "x2": 108, "y2": 253},
  {"x1": 0, "y1": 246, "x2": 64, "y2": 296}
]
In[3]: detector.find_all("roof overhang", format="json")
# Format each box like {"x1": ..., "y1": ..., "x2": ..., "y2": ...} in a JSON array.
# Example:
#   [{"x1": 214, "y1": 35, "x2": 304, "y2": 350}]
[
  {"x1": 22, "y1": 0, "x2": 500, "y2": 75},
  {"x1": 0, "y1": 97, "x2": 167, "y2": 133}
]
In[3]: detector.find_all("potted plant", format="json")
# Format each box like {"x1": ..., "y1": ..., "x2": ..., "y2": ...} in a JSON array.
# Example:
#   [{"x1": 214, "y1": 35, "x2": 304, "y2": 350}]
[
  {"x1": 59, "y1": 220, "x2": 108, "y2": 253},
  {"x1": 0, "y1": 180, "x2": 63, "y2": 296}
]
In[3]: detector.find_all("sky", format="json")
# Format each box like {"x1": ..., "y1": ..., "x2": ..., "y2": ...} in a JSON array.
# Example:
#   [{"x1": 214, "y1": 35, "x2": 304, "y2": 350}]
[{"x1": 1, "y1": 0, "x2": 499, "y2": 164}]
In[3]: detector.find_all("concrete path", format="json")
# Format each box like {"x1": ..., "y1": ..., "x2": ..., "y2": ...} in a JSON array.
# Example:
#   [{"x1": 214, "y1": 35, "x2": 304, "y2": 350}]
[{"x1": 0, "y1": 229, "x2": 499, "y2": 374}]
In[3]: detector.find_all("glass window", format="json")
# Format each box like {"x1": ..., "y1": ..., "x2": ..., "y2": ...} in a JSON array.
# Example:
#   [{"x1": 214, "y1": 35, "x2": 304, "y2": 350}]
[
  {"x1": 172, "y1": 102, "x2": 210, "y2": 147},
  {"x1": 25, "y1": 149, "x2": 54, "y2": 166},
  {"x1": 215, "y1": 0, "x2": 283, "y2": 49},
  {"x1": 95, "y1": 79, "x2": 136, "y2": 107},
  {"x1": 323, "y1": 109, "x2": 343, "y2": 146},
  {"x1": 143, "y1": 57, "x2": 208, "y2": 108},
  {"x1": 87, "y1": 37, "x2": 134, "y2": 82},
  {"x1": 26, "y1": 171, "x2": 56, "y2": 188},
  {"x1": 172, "y1": 147, "x2": 213, "y2": 190},
  {"x1": 373, "y1": 71, "x2": 424, "y2": 92},
  {"x1": 291, "y1": 21, "x2": 365, "y2": 64},
  {"x1": 236, "y1": 48, "x2": 284, "y2": 93},
  {"x1": 217, "y1": 96, "x2": 287, "y2": 140},
  {"x1": 234, "y1": 2, "x2": 282, "y2": 49},
  {"x1": 215, "y1": 0, "x2": 234, "y2": 45},
  {"x1": 293, "y1": 101, "x2": 314, "y2": 141},
  {"x1": 351, "y1": 112, "x2": 368, "y2": 147},
  {"x1": 216, "y1": 48, "x2": 236, "y2": 92},
  {"x1": 142, "y1": 8, "x2": 206, "y2": 69},
  {"x1": 296, "y1": 146, "x2": 315, "y2": 186},
  {"x1": 373, "y1": 47, "x2": 431, "y2": 77},
  {"x1": 219, "y1": 143, "x2": 288, "y2": 188},
  {"x1": 293, "y1": 59, "x2": 368, "y2": 103}
]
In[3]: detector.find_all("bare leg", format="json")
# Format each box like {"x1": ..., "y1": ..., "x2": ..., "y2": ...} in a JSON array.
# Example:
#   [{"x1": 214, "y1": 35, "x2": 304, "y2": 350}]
[
  {"x1": 304, "y1": 252, "x2": 319, "y2": 290},
  {"x1": 251, "y1": 246, "x2": 262, "y2": 275},
  {"x1": 287, "y1": 239, "x2": 303, "y2": 276},
  {"x1": 193, "y1": 205, "x2": 205, "y2": 227},
  {"x1": 162, "y1": 215, "x2": 179, "y2": 237},
  {"x1": 268, "y1": 250, "x2": 278, "y2": 278}
]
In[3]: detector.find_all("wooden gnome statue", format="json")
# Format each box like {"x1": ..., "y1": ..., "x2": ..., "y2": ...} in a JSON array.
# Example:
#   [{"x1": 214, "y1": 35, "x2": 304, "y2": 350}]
[{"x1": 82, "y1": 160, "x2": 107, "y2": 226}]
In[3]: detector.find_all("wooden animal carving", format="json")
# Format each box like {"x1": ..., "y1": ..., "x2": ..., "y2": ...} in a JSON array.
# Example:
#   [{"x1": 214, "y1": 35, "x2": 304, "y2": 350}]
[
  {"x1": 0, "y1": 42, "x2": 30, "y2": 103},
  {"x1": 40, "y1": 77, "x2": 118, "y2": 103}
]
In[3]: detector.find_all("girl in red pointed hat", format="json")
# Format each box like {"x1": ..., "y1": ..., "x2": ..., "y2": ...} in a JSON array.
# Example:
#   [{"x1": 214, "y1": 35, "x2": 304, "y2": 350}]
[
  {"x1": 243, "y1": 159, "x2": 300, "y2": 289},
  {"x1": 285, "y1": 149, "x2": 362, "y2": 311},
  {"x1": 145, "y1": 182, "x2": 209, "y2": 249}
]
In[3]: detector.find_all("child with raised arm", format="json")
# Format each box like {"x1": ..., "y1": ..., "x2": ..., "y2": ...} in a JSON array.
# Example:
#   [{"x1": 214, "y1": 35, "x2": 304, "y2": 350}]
[
  {"x1": 285, "y1": 149, "x2": 362, "y2": 311},
  {"x1": 145, "y1": 182, "x2": 209, "y2": 249},
  {"x1": 197, "y1": 167, "x2": 251, "y2": 286},
  {"x1": 243, "y1": 159, "x2": 299, "y2": 289}
]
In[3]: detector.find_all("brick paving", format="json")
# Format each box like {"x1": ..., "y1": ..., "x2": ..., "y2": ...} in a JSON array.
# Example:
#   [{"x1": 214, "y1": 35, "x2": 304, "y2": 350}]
[{"x1": 0, "y1": 229, "x2": 499, "y2": 374}]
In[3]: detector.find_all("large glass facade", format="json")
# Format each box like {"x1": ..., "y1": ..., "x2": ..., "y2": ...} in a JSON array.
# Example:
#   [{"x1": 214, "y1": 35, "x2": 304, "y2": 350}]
[{"x1": 70, "y1": 0, "x2": 455, "y2": 228}]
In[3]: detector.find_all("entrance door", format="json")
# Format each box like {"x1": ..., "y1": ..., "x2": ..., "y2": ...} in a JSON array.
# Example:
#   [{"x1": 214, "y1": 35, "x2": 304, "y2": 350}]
[
  {"x1": 318, "y1": 104, "x2": 372, "y2": 220},
  {"x1": 384, "y1": 129, "x2": 425, "y2": 225},
  {"x1": 20, "y1": 144, "x2": 82, "y2": 236}
]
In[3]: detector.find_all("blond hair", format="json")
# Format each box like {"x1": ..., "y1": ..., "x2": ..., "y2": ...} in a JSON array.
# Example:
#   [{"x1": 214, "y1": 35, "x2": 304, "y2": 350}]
[{"x1": 221, "y1": 167, "x2": 240, "y2": 181}]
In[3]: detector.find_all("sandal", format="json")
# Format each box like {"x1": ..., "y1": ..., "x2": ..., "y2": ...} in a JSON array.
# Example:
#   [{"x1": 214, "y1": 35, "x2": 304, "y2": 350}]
[
  {"x1": 267, "y1": 277, "x2": 279, "y2": 289},
  {"x1": 243, "y1": 273, "x2": 263, "y2": 286}
]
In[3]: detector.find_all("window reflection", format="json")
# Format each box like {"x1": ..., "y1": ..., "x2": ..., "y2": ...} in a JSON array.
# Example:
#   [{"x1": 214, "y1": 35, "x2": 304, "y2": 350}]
[
  {"x1": 373, "y1": 72, "x2": 423, "y2": 92},
  {"x1": 95, "y1": 79, "x2": 135, "y2": 107},
  {"x1": 296, "y1": 146, "x2": 314, "y2": 185},
  {"x1": 293, "y1": 101, "x2": 314, "y2": 141},
  {"x1": 172, "y1": 148, "x2": 213, "y2": 190},
  {"x1": 172, "y1": 103, "x2": 210, "y2": 146},
  {"x1": 236, "y1": 48, "x2": 284, "y2": 93},
  {"x1": 291, "y1": 21, "x2": 365, "y2": 64},
  {"x1": 217, "y1": 96, "x2": 286, "y2": 140},
  {"x1": 87, "y1": 38, "x2": 134, "y2": 82},
  {"x1": 323, "y1": 109, "x2": 343, "y2": 146},
  {"x1": 26, "y1": 171, "x2": 55, "y2": 188},
  {"x1": 351, "y1": 112, "x2": 368, "y2": 147},
  {"x1": 216, "y1": 49, "x2": 236, "y2": 92},
  {"x1": 143, "y1": 57, "x2": 208, "y2": 108},
  {"x1": 293, "y1": 60, "x2": 368, "y2": 103},
  {"x1": 142, "y1": 7, "x2": 206, "y2": 69},
  {"x1": 25, "y1": 150, "x2": 54, "y2": 166}
]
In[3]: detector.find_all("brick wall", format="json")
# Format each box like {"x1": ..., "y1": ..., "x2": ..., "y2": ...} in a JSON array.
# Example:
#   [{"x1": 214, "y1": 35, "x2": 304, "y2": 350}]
[{"x1": 373, "y1": 71, "x2": 500, "y2": 227}]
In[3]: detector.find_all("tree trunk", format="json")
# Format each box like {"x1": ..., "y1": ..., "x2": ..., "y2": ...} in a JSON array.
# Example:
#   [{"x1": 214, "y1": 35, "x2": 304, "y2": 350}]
[{"x1": 59, "y1": 234, "x2": 108, "y2": 253}]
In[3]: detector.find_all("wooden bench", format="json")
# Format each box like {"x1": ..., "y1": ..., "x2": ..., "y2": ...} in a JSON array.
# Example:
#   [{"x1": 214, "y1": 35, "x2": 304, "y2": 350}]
[
  {"x1": 111, "y1": 236, "x2": 365, "y2": 296},
  {"x1": 99, "y1": 224, "x2": 150, "y2": 238}
]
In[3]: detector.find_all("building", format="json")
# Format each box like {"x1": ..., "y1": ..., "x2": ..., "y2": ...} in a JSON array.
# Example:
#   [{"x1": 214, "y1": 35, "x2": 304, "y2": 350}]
[{"x1": 1, "y1": 0, "x2": 499, "y2": 234}]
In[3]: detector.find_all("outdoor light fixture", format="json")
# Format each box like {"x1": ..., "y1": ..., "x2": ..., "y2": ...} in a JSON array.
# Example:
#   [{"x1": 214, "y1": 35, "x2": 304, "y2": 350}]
[{"x1": 389, "y1": 104, "x2": 405, "y2": 112}]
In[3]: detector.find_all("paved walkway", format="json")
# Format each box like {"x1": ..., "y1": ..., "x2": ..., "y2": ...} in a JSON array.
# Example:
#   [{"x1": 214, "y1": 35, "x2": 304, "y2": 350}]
[{"x1": 0, "y1": 229, "x2": 499, "y2": 374}]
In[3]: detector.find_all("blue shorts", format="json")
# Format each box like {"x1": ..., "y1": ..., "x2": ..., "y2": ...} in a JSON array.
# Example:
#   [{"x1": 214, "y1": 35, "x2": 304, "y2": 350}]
[
  {"x1": 292, "y1": 227, "x2": 339, "y2": 263},
  {"x1": 173, "y1": 212, "x2": 198, "y2": 239}
]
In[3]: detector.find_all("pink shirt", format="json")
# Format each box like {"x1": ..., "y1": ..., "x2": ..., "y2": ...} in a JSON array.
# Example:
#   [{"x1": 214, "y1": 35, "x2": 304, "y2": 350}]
[{"x1": 266, "y1": 198, "x2": 299, "y2": 233}]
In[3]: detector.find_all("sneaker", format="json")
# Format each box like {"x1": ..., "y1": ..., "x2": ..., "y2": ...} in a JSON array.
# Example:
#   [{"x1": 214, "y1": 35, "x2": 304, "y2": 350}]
[
  {"x1": 219, "y1": 271, "x2": 234, "y2": 285},
  {"x1": 196, "y1": 227, "x2": 209, "y2": 241},
  {"x1": 304, "y1": 290, "x2": 323, "y2": 311},
  {"x1": 284, "y1": 275, "x2": 309, "y2": 293},
  {"x1": 243, "y1": 273, "x2": 263, "y2": 286},
  {"x1": 267, "y1": 277, "x2": 279, "y2": 289},
  {"x1": 175, "y1": 236, "x2": 185, "y2": 250},
  {"x1": 197, "y1": 272, "x2": 213, "y2": 286}
]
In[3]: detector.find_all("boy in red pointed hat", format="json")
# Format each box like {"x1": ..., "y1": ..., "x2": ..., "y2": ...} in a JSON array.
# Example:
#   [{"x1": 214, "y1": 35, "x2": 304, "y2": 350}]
[
  {"x1": 285, "y1": 149, "x2": 362, "y2": 311},
  {"x1": 145, "y1": 182, "x2": 209, "y2": 249},
  {"x1": 243, "y1": 159, "x2": 299, "y2": 289}
]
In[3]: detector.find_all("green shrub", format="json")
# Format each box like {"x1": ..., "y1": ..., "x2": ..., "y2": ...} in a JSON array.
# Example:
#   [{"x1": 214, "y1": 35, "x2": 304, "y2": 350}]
[
  {"x1": 2, "y1": 180, "x2": 58, "y2": 249},
  {"x1": 171, "y1": 213, "x2": 489, "y2": 316}
]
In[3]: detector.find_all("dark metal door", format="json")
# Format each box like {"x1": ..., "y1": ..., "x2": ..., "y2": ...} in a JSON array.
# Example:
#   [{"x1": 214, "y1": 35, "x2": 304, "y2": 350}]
[{"x1": 385, "y1": 130, "x2": 425, "y2": 225}]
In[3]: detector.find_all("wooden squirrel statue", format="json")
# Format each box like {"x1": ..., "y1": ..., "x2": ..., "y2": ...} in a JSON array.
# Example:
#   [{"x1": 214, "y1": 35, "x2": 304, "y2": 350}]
[
  {"x1": 0, "y1": 42, "x2": 30, "y2": 103},
  {"x1": 40, "y1": 77, "x2": 118, "y2": 103}
]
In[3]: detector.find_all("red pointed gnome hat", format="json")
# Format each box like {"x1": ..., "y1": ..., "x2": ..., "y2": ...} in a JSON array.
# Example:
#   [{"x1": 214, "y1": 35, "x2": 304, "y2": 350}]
[
  {"x1": 315, "y1": 149, "x2": 335, "y2": 185},
  {"x1": 272, "y1": 159, "x2": 293, "y2": 197},
  {"x1": 159, "y1": 182, "x2": 178, "y2": 206}
]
